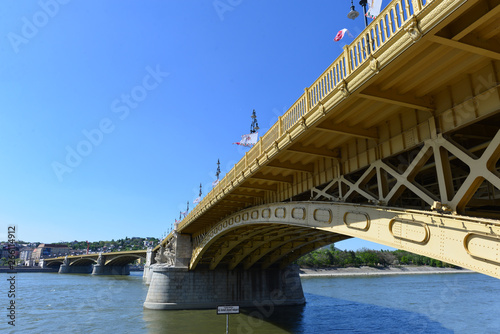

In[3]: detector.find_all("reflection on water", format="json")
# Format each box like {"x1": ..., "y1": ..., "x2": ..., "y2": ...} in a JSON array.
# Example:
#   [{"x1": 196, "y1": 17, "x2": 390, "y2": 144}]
[
  {"x1": 143, "y1": 305, "x2": 306, "y2": 334},
  {"x1": 142, "y1": 273, "x2": 500, "y2": 334},
  {"x1": 142, "y1": 294, "x2": 452, "y2": 334},
  {"x1": 4, "y1": 272, "x2": 500, "y2": 333}
]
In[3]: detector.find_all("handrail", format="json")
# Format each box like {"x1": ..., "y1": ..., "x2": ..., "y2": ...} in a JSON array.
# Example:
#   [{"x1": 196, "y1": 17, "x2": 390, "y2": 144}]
[{"x1": 179, "y1": 0, "x2": 431, "y2": 231}]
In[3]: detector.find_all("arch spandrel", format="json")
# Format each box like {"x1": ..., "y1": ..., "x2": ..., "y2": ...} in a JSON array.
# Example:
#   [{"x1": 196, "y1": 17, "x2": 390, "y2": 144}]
[{"x1": 189, "y1": 201, "x2": 500, "y2": 279}]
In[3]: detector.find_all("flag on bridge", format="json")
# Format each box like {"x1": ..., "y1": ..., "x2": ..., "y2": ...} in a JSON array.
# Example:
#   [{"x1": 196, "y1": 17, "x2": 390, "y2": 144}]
[
  {"x1": 181, "y1": 210, "x2": 188, "y2": 217},
  {"x1": 193, "y1": 183, "x2": 202, "y2": 205},
  {"x1": 212, "y1": 179, "x2": 220, "y2": 187},
  {"x1": 366, "y1": 0, "x2": 383, "y2": 18},
  {"x1": 334, "y1": 29, "x2": 354, "y2": 42},
  {"x1": 233, "y1": 132, "x2": 258, "y2": 147}
]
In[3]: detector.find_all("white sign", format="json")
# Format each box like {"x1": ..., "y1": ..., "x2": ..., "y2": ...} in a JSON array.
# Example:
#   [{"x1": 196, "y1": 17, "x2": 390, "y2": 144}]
[{"x1": 217, "y1": 305, "x2": 240, "y2": 315}]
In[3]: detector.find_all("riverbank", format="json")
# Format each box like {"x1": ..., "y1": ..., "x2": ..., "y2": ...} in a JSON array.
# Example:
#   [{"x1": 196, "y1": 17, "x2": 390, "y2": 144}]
[
  {"x1": 299, "y1": 265, "x2": 474, "y2": 277},
  {"x1": 0, "y1": 267, "x2": 59, "y2": 273}
]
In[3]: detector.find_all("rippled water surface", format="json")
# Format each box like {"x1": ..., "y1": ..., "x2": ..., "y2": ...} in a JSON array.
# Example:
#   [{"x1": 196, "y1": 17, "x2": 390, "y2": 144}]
[{"x1": 2, "y1": 271, "x2": 500, "y2": 333}]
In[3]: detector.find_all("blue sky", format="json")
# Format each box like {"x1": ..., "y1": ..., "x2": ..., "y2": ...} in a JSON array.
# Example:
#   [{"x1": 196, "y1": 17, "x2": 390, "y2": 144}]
[{"x1": 0, "y1": 0, "x2": 390, "y2": 250}]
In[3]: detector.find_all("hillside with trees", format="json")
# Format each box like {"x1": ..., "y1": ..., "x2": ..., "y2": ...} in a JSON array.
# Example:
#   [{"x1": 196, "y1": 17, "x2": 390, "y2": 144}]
[
  {"x1": 296, "y1": 245, "x2": 457, "y2": 268},
  {"x1": 55, "y1": 237, "x2": 160, "y2": 253}
]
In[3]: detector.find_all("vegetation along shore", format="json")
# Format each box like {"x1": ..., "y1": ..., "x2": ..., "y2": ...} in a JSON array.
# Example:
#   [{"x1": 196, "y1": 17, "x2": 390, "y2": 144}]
[{"x1": 296, "y1": 245, "x2": 473, "y2": 277}]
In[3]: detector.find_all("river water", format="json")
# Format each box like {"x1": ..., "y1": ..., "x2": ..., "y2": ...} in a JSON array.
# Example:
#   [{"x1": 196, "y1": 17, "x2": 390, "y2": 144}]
[{"x1": 2, "y1": 271, "x2": 500, "y2": 333}]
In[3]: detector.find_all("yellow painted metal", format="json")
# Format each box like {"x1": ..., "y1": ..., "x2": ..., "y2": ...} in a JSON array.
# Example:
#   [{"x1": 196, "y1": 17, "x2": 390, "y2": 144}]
[
  {"x1": 238, "y1": 229, "x2": 316, "y2": 270},
  {"x1": 190, "y1": 202, "x2": 500, "y2": 279},
  {"x1": 208, "y1": 225, "x2": 282, "y2": 270},
  {"x1": 178, "y1": 0, "x2": 500, "y2": 236},
  {"x1": 158, "y1": 0, "x2": 500, "y2": 279}
]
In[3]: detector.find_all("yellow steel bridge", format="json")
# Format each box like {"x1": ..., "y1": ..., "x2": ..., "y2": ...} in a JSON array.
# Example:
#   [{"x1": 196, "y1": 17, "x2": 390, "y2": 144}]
[
  {"x1": 49, "y1": 0, "x2": 500, "y2": 280},
  {"x1": 174, "y1": 0, "x2": 500, "y2": 279}
]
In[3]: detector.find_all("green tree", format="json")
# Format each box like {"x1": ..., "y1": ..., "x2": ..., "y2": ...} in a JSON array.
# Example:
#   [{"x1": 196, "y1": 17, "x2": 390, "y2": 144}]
[{"x1": 356, "y1": 249, "x2": 381, "y2": 267}]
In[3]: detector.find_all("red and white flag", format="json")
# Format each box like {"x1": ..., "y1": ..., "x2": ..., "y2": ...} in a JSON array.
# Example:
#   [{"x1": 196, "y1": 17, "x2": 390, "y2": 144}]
[
  {"x1": 334, "y1": 29, "x2": 354, "y2": 42},
  {"x1": 233, "y1": 132, "x2": 258, "y2": 147},
  {"x1": 193, "y1": 197, "x2": 201, "y2": 204},
  {"x1": 212, "y1": 179, "x2": 220, "y2": 187},
  {"x1": 366, "y1": 0, "x2": 383, "y2": 18}
]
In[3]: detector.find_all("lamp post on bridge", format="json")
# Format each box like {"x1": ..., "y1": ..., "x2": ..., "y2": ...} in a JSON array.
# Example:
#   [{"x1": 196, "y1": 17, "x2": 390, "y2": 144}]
[
  {"x1": 216, "y1": 159, "x2": 221, "y2": 180},
  {"x1": 347, "y1": 0, "x2": 368, "y2": 27},
  {"x1": 347, "y1": 0, "x2": 374, "y2": 56},
  {"x1": 250, "y1": 109, "x2": 259, "y2": 134},
  {"x1": 211, "y1": 159, "x2": 221, "y2": 188}
]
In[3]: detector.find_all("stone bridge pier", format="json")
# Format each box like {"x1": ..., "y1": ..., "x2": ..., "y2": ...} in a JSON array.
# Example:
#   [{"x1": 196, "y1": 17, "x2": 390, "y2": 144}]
[
  {"x1": 59, "y1": 263, "x2": 93, "y2": 274},
  {"x1": 143, "y1": 232, "x2": 305, "y2": 310},
  {"x1": 92, "y1": 264, "x2": 130, "y2": 275},
  {"x1": 143, "y1": 248, "x2": 155, "y2": 284}
]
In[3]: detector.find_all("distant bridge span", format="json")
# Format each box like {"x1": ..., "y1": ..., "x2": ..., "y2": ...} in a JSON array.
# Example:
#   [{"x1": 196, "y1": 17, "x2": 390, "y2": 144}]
[{"x1": 43, "y1": 250, "x2": 147, "y2": 275}]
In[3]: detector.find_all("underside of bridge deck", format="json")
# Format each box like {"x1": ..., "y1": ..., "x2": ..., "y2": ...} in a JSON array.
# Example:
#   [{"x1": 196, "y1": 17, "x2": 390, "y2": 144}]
[{"x1": 193, "y1": 223, "x2": 350, "y2": 271}]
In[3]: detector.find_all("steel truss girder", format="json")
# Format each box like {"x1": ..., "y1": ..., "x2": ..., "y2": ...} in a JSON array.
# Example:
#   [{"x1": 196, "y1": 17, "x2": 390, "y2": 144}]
[
  {"x1": 274, "y1": 234, "x2": 352, "y2": 270},
  {"x1": 311, "y1": 131, "x2": 500, "y2": 214},
  {"x1": 225, "y1": 228, "x2": 311, "y2": 270},
  {"x1": 208, "y1": 225, "x2": 284, "y2": 270},
  {"x1": 240, "y1": 229, "x2": 321, "y2": 270},
  {"x1": 260, "y1": 234, "x2": 345, "y2": 270}
]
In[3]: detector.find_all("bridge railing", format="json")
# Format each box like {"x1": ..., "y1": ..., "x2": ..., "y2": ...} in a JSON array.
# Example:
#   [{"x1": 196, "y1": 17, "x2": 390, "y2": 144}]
[
  {"x1": 281, "y1": 94, "x2": 308, "y2": 131},
  {"x1": 179, "y1": 0, "x2": 431, "y2": 230}
]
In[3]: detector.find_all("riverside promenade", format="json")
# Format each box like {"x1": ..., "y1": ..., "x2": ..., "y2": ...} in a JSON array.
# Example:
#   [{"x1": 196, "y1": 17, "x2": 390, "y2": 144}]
[
  {"x1": 0, "y1": 266, "x2": 59, "y2": 273},
  {"x1": 300, "y1": 266, "x2": 474, "y2": 277}
]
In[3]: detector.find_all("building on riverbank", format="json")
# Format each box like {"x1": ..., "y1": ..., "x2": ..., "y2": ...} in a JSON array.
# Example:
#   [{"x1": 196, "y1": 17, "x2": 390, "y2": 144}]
[
  {"x1": 19, "y1": 247, "x2": 34, "y2": 266},
  {"x1": 31, "y1": 244, "x2": 70, "y2": 265}
]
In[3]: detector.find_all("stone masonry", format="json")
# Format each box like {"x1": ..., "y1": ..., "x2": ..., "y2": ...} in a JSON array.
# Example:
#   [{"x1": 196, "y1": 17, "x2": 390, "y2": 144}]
[{"x1": 143, "y1": 232, "x2": 305, "y2": 310}]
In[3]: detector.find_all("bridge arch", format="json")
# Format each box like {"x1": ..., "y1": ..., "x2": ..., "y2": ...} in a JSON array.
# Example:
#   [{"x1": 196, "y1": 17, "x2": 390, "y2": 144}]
[
  {"x1": 70, "y1": 258, "x2": 97, "y2": 266},
  {"x1": 190, "y1": 202, "x2": 365, "y2": 270},
  {"x1": 191, "y1": 222, "x2": 348, "y2": 270},
  {"x1": 104, "y1": 254, "x2": 146, "y2": 266},
  {"x1": 45, "y1": 260, "x2": 63, "y2": 268},
  {"x1": 190, "y1": 201, "x2": 500, "y2": 278}
]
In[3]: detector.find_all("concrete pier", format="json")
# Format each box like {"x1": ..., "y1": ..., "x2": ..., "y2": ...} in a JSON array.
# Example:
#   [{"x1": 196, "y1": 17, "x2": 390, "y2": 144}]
[
  {"x1": 143, "y1": 248, "x2": 155, "y2": 284},
  {"x1": 143, "y1": 265, "x2": 154, "y2": 284},
  {"x1": 143, "y1": 265, "x2": 305, "y2": 310},
  {"x1": 144, "y1": 232, "x2": 305, "y2": 310},
  {"x1": 58, "y1": 264, "x2": 92, "y2": 274},
  {"x1": 92, "y1": 264, "x2": 130, "y2": 275}
]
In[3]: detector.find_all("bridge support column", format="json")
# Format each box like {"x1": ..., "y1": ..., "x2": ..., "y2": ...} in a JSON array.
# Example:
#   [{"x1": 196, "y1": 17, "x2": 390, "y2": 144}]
[
  {"x1": 92, "y1": 264, "x2": 130, "y2": 275},
  {"x1": 143, "y1": 265, "x2": 305, "y2": 310},
  {"x1": 143, "y1": 247, "x2": 155, "y2": 284},
  {"x1": 58, "y1": 265, "x2": 92, "y2": 274}
]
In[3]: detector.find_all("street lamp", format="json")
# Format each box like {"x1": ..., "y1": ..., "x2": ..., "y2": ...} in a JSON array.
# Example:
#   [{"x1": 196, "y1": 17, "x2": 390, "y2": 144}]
[
  {"x1": 359, "y1": 0, "x2": 368, "y2": 27},
  {"x1": 215, "y1": 159, "x2": 221, "y2": 181},
  {"x1": 250, "y1": 110, "x2": 259, "y2": 134},
  {"x1": 347, "y1": 0, "x2": 368, "y2": 27},
  {"x1": 347, "y1": 0, "x2": 359, "y2": 20}
]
